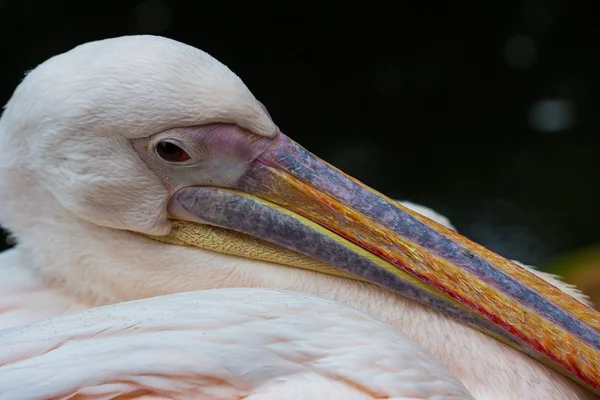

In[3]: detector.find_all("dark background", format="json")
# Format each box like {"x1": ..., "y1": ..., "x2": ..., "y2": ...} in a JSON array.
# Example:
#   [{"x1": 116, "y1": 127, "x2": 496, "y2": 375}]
[{"x1": 1, "y1": 3, "x2": 599, "y2": 298}]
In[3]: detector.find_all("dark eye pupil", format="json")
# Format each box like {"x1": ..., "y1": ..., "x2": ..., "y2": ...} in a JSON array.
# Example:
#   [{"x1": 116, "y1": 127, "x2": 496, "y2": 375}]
[{"x1": 156, "y1": 141, "x2": 191, "y2": 162}]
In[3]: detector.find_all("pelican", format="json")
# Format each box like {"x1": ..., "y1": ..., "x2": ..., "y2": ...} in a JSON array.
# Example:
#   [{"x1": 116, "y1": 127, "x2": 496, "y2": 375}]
[{"x1": 0, "y1": 35, "x2": 598, "y2": 399}]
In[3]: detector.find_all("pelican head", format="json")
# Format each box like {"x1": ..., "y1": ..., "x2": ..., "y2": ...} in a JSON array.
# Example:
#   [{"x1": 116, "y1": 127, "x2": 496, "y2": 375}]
[{"x1": 0, "y1": 35, "x2": 598, "y2": 395}]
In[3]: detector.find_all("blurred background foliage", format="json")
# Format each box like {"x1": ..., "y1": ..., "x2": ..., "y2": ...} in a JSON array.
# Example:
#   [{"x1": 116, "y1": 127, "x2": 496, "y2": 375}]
[{"x1": 0, "y1": 2, "x2": 598, "y2": 304}]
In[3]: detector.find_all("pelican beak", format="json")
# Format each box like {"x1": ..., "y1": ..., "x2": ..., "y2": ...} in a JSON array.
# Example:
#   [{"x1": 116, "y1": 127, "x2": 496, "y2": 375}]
[{"x1": 158, "y1": 131, "x2": 600, "y2": 394}]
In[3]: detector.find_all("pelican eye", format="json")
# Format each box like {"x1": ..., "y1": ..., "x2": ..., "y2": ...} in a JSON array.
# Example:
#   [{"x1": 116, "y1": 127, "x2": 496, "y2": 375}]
[{"x1": 155, "y1": 141, "x2": 191, "y2": 162}]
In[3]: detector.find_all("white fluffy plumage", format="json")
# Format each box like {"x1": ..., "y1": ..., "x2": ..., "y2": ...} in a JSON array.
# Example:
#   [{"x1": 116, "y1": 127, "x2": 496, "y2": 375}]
[
  {"x1": 0, "y1": 288, "x2": 473, "y2": 400},
  {"x1": 0, "y1": 36, "x2": 595, "y2": 399}
]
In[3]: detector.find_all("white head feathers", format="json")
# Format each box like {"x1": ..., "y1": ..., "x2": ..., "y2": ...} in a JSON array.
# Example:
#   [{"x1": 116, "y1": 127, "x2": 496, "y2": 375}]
[{"x1": 0, "y1": 35, "x2": 276, "y2": 235}]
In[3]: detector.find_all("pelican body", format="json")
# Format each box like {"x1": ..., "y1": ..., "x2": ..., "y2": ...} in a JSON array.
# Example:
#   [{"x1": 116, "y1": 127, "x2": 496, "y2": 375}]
[{"x1": 0, "y1": 35, "x2": 598, "y2": 399}]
